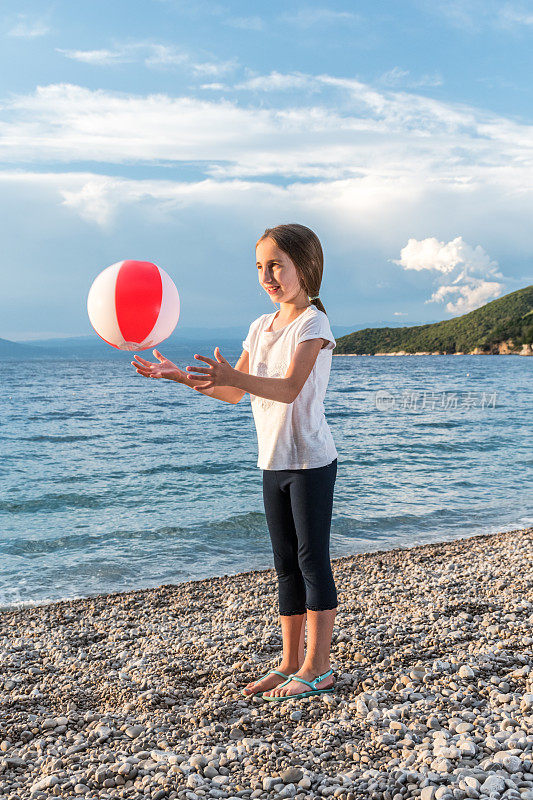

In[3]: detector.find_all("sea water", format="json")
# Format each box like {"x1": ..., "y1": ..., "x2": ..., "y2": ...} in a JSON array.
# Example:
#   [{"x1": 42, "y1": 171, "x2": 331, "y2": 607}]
[{"x1": 0, "y1": 345, "x2": 531, "y2": 609}]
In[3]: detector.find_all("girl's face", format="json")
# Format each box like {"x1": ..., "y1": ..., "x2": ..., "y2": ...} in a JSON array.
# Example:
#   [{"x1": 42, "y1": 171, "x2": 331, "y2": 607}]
[{"x1": 256, "y1": 237, "x2": 306, "y2": 305}]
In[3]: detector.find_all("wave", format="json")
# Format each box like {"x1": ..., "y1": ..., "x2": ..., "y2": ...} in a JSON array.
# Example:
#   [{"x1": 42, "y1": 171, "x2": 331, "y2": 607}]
[
  {"x1": 0, "y1": 512, "x2": 268, "y2": 556},
  {"x1": 328, "y1": 410, "x2": 367, "y2": 418},
  {"x1": 27, "y1": 411, "x2": 95, "y2": 421},
  {"x1": 0, "y1": 492, "x2": 112, "y2": 513},
  {"x1": 411, "y1": 421, "x2": 462, "y2": 429},
  {"x1": 19, "y1": 434, "x2": 105, "y2": 443},
  {"x1": 140, "y1": 461, "x2": 246, "y2": 476}
]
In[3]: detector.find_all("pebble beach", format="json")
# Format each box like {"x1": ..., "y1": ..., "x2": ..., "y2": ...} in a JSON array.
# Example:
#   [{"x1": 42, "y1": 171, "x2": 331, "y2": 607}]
[{"x1": 1, "y1": 526, "x2": 532, "y2": 800}]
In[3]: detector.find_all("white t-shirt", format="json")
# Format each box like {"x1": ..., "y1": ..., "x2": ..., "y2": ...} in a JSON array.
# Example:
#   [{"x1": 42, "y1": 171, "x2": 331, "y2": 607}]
[{"x1": 242, "y1": 304, "x2": 339, "y2": 470}]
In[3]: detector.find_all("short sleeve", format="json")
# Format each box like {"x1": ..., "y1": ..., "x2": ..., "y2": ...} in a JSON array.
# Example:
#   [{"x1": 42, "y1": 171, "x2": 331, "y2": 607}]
[
  {"x1": 296, "y1": 312, "x2": 336, "y2": 350},
  {"x1": 242, "y1": 315, "x2": 262, "y2": 352}
]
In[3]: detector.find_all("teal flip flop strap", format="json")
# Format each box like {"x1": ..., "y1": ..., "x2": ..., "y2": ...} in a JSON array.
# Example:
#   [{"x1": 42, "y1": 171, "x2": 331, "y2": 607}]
[
  {"x1": 255, "y1": 668, "x2": 289, "y2": 685},
  {"x1": 287, "y1": 668, "x2": 334, "y2": 690}
]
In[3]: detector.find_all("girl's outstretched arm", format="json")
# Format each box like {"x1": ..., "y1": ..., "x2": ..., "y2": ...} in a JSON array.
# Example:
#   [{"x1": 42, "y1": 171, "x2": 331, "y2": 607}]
[
  {"x1": 131, "y1": 349, "x2": 249, "y2": 404},
  {"x1": 185, "y1": 339, "x2": 326, "y2": 404},
  {"x1": 188, "y1": 348, "x2": 249, "y2": 404}
]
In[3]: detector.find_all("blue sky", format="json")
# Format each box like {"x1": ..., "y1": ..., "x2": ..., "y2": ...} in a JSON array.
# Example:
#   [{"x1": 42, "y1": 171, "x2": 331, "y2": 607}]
[{"x1": 1, "y1": 0, "x2": 532, "y2": 339}]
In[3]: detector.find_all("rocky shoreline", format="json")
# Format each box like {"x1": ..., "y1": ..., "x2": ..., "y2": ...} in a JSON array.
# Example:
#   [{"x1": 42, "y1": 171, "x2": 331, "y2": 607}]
[
  {"x1": 1, "y1": 527, "x2": 532, "y2": 800},
  {"x1": 333, "y1": 347, "x2": 532, "y2": 356}
]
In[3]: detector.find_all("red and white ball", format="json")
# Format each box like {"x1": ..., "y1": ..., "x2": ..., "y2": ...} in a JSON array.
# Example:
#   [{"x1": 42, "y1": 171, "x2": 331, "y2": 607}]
[{"x1": 87, "y1": 260, "x2": 180, "y2": 351}]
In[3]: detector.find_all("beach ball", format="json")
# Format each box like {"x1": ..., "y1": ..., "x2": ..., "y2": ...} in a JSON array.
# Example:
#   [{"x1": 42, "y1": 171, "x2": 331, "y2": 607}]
[{"x1": 87, "y1": 260, "x2": 180, "y2": 351}]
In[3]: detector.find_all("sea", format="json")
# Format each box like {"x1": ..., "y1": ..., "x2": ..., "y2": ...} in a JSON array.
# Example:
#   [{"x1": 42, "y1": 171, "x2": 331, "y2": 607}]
[{"x1": 1, "y1": 344, "x2": 531, "y2": 610}]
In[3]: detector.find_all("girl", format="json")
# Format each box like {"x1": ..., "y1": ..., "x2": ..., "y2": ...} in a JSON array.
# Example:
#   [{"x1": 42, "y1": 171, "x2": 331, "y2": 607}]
[{"x1": 131, "y1": 223, "x2": 339, "y2": 702}]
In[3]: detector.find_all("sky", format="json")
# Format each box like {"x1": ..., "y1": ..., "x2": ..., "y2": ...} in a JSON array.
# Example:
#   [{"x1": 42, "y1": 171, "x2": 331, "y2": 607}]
[{"x1": 0, "y1": 0, "x2": 532, "y2": 340}]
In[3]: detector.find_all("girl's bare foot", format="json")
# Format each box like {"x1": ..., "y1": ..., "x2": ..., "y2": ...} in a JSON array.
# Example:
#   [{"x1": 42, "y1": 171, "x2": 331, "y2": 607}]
[
  {"x1": 242, "y1": 664, "x2": 301, "y2": 696},
  {"x1": 262, "y1": 665, "x2": 334, "y2": 699}
]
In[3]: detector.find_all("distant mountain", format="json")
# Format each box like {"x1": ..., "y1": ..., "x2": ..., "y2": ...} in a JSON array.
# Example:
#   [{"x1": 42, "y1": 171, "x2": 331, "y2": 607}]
[
  {"x1": 0, "y1": 329, "x2": 249, "y2": 359},
  {"x1": 2, "y1": 319, "x2": 430, "y2": 358},
  {"x1": 334, "y1": 286, "x2": 533, "y2": 356},
  {"x1": 0, "y1": 338, "x2": 56, "y2": 357}
]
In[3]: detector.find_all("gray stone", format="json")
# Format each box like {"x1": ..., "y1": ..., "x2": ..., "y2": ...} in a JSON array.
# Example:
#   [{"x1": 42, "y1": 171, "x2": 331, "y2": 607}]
[
  {"x1": 458, "y1": 666, "x2": 475, "y2": 679},
  {"x1": 498, "y1": 754, "x2": 521, "y2": 773},
  {"x1": 281, "y1": 767, "x2": 304, "y2": 783},
  {"x1": 31, "y1": 775, "x2": 60, "y2": 792},
  {"x1": 125, "y1": 724, "x2": 145, "y2": 738},
  {"x1": 187, "y1": 773, "x2": 205, "y2": 788},
  {"x1": 480, "y1": 775, "x2": 506, "y2": 794}
]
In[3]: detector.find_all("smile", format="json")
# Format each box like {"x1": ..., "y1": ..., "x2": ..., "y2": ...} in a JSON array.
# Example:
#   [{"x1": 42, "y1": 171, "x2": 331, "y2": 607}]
[{"x1": 265, "y1": 286, "x2": 280, "y2": 293}]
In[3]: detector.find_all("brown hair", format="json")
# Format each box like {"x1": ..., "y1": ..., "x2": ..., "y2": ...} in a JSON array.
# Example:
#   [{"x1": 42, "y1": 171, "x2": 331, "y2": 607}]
[{"x1": 256, "y1": 223, "x2": 327, "y2": 315}]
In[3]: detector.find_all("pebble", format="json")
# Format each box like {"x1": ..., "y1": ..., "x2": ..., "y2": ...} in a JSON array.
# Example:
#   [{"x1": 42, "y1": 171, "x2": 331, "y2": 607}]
[
  {"x1": 0, "y1": 526, "x2": 531, "y2": 800},
  {"x1": 281, "y1": 767, "x2": 304, "y2": 783},
  {"x1": 125, "y1": 724, "x2": 145, "y2": 738},
  {"x1": 480, "y1": 775, "x2": 506, "y2": 794}
]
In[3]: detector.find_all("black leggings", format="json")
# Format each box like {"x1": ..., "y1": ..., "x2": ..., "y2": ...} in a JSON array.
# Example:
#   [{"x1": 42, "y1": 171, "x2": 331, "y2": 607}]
[{"x1": 262, "y1": 458, "x2": 338, "y2": 615}]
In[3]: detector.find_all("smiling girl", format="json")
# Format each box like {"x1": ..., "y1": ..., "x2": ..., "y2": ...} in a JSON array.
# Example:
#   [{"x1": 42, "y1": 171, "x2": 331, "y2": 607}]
[{"x1": 131, "y1": 223, "x2": 339, "y2": 701}]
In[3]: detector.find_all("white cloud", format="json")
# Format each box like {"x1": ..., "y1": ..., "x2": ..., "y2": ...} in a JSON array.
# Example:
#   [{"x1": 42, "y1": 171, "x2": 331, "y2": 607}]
[
  {"x1": 392, "y1": 236, "x2": 505, "y2": 314},
  {"x1": 378, "y1": 67, "x2": 443, "y2": 89},
  {"x1": 144, "y1": 44, "x2": 237, "y2": 75},
  {"x1": 225, "y1": 16, "x2": 264, "y2": 30},
  {"x1": 200, "y1": 82, "x2": 226, "y2": 90},
  {"x1": 61, "y1": 178, "x2": 118, "y2": 228},
  {"x1": 0, "y1": 165, "x2": 526, "y2": 261},
  {"x1": 0, "y1": 170, "x2": 288, "y2": 228},
  {"x1": 234, "y1": 71, "x2": 316, "y2": 92},
  {"x1": 0, "y1": 168, "x2": 529, "y2": 336},
  {"x1": 57, "y1": 42, "x2": 237, "y2": 76},
  {"x1": 426, "y1": 280, "x2": 503, "y2": 314},
  {"x1": 152, "y1": 0, "x2": 228, "y2": 18},
  {"x1": 378, "y1": 67, "x2": 410, "y2": 86},
  {"x1": 57, "y1": 48, "x2": 134, "y2": 66},
  {"x1": 419, "y1": 0, "x2": 533, "y2": 31},
  {"x1": 2, "y1": 78, "x2": 532, "y2": 194},
  {"x1": 279, "y1": 7, "x2": 361, "y2": 27},
  {"x1": 7, "y1": 14, "x2": 50, "y2": 38},
  {"x1": 425, "y1": 0, "x2": 482, "y2": 30},
  {"x1": 189, "y1": 58, "x2": 239, "y2": 77},
  {"x1": 392, "y1": 236, "x2": 499, "y2": 274},
  {"x1": 411, "y1": 73, "x2": 444, "y2": 88},
  {"x1": 498, "y1": 4, "x2": 533, "y2": 27},
  {"x1": 142, "y1": 44, "x2": 189, "y2": 67},
  {"x1": 0, "y1": 75, "x2": 532, "y2": 299}
]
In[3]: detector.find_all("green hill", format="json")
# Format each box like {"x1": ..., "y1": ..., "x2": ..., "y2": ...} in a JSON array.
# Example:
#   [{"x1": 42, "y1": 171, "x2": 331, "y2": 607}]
[{"x1": 334, "y1": 285, "x2": 533, "y2": 356}]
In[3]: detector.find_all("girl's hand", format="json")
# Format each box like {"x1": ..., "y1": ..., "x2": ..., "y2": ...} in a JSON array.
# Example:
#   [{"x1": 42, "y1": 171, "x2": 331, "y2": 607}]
[
  {"x1": 131, "y1": 349, "x2": 190, "y2": 383},
  {"x1": 185, "y1": 347, "x2": 235, "y2": 391}
]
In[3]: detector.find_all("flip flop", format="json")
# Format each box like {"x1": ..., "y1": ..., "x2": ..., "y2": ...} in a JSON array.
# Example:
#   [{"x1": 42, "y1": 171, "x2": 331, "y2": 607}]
[
  {"x1": 262, "y1": 668, "x2": 335, "y2": 701},
  {"x1": 241, "y1": 669, "x2": 291, "y2": 698}
]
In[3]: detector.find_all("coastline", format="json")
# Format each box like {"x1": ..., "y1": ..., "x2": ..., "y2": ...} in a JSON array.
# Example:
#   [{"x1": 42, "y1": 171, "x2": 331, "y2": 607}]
[
  {"x1": 1, "y1": 527, "x2": 532, "y2": 800},
  {"x1": 333, "y1": 351, "x2": 532, "y2": 357}
]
